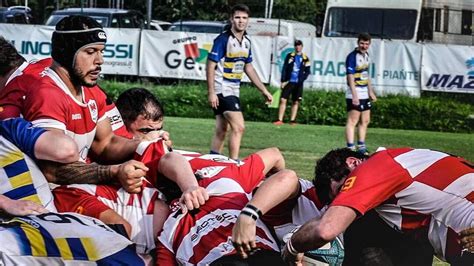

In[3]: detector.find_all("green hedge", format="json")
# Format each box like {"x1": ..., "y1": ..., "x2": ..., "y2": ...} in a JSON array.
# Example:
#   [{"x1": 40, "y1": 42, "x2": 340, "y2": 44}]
[{"x1": 100, "y1": 81, "x2": 474, "y2": 133}]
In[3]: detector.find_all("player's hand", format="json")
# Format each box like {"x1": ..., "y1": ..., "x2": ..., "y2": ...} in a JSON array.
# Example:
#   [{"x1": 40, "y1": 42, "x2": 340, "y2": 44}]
[
  {"x1": 352, "y1": 97, "x2": 360, "y2": 106},
  {"x1": 232, "y1": 214, "x2": 257, "y2": 258},
  {"x1": 460, "y1": 227, "x2": 474, "y2": 252},
  {"x1": 179, "y1": 185, "x2": 209, "y2": 214},
  {"x1": 1, "y1": 198, "x2": 48, "y2": 216},
  {"x1": 116, "y1": 160, "x2": 148, "y2": 193},
  {"x1": 281, "y1": 243, "x2": 304, "y2": 266},
  {"x1": 370, "y1": 91, "x2": 377, "y2": 102},
  {"x1": 263, "y1": 91, "x2": 273, "y2": 105},
  {"x1": 208, "y1": 94, "x2": 219, "y2": 109},
  {"x1": 281, "y1": 81, "x2": 288, "y2": 89},
  {"x1": 141, "y1": 130, "x2": 173, "y2": 148}
]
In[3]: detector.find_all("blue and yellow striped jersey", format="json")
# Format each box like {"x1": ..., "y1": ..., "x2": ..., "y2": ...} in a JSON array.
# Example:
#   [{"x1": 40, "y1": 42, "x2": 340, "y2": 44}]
[{"x1": 345, "y1": 49, "x2": 370, "y2": 99}]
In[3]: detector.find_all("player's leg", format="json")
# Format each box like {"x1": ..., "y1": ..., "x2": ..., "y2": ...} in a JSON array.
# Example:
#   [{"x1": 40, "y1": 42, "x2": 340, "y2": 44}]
[
  {"x1": 210, "y1": 115, "x2": 228, "y2": 154},
  {"x1": 357, "y1": 100, "x2": 372, "y2": 153},
  {"x1": 254, "y1": 147, "x2": 285, "y2": 175},
  {"x1": 345, "y1": 99, "x2": 361, "y2": 150},
  {"x1": 277, "y1": 98, "x2": 287, "y2": 122},
  {"x1": 289, "y1": 84, "x2": 303, "y2": 123},
  {"x1": 224, "y1": 111, "x2": 245, "y2": 160}
]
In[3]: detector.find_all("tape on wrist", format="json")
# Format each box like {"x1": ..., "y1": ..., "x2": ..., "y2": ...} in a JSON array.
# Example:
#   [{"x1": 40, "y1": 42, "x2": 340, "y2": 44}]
[
  {"x1": 286, "y1": 238, "x2": 300, "y2": 256},
  {"x1": 240, "y1": 210, "x2": 258, "y2": 221}
]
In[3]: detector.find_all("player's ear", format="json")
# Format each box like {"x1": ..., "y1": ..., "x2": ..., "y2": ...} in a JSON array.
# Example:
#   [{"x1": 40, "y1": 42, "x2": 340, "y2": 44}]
[{"x1": 345, "y1": 157, "x2": 361, "y2": 170}]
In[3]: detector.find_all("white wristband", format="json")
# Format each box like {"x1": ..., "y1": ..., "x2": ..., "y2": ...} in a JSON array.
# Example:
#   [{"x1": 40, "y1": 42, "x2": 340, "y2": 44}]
[{"x1": 286, "y1": 238, "x2": 300, "y2": 256}]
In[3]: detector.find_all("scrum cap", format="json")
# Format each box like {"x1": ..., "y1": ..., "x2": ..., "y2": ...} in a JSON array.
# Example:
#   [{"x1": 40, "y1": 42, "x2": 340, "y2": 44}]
[{"x1": 51, "y1": 15, "x2": 106, "y2": 71}]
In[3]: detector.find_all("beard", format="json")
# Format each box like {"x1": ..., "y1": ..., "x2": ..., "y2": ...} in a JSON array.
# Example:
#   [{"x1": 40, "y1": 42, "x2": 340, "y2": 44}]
[{"x1": 71, "y1": 67, "x2": 101, "y2": 87}]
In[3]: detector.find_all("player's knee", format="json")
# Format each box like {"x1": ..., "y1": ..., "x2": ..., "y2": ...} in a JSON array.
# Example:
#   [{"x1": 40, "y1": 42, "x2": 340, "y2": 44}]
[{"x1": 234, "y1": 124, "x2": 245, "y2": 134}]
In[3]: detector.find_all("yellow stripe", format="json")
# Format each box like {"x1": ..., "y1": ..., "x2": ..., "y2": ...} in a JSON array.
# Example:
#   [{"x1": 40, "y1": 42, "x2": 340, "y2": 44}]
[
  {"x1": 55, "y1": 238, "x2": 74, "y2": 260},
  {"x1": 0, "y1": 150, "x2": 24, "y2": 167},
  {"x1": 9, "y1": 171, "x2": 33, "y2": 188},
  {"x1": 356, "y1": 80, "x2": 369, "y2": 86},
  {"x1": 81, "y1": 238, "x2": 98, "y2": 261},
  {"x1": 21, "y1": 194, "x2": 42, "y2": 205},
  {"x1": 223, "y1": 73, "x2": 243, "y2": 80},
  {"x1": 223, "y1": 62, "x2": 235, "y2": 69},
  {"x1": 355, "y1": 64, "x2": 368, "y2": 71},
  {"x1": 354, "y1": 73, "x2": 361, "y2": 78},
  {"x1": 227, "y1": 52, "x2": 248, "y2": 58},
  {"x1": 21, "y1": 223, "x2": 47, "y2": 257}
]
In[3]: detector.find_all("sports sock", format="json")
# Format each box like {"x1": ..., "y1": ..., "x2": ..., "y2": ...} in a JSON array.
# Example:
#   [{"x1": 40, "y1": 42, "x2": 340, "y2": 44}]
[{"x1": 347, "y1": 143, "x2": 356, "y2": 151}]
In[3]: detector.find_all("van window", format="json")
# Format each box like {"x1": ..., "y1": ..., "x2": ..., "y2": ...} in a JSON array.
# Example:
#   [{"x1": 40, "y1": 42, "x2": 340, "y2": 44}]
[{"x1": 324, "y1": 7, "x2": 418, "y2": 40}]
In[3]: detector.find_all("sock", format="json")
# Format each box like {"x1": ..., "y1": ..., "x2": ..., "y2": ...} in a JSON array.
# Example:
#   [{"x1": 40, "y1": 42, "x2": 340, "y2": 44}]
[
  {"x1": 347, "y1": 143, "x2": 356, "y2": 151},
  {"x1": 357, "y1": 141, "x2": 366, "y2": 151},
  {"x1": 210, "y1": 150, "x2": 221, "y2": 155}
]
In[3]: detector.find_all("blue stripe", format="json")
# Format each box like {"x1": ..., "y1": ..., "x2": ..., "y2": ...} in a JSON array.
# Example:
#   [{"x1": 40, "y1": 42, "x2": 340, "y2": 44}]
[
  {"x1": 4, "y1": 184, "x2": 36, "y2": 200},
  {"x1": 66, "y1": 238, "x2": 88, "y2": 260},
  {"x1": 223, "y1": 78, "x2": 241, "y2": 83},
  {"x1": 96, "y1": 246, "x2": 144, "y2": 266},
  {"x1": 35, "y1": 221, "x2": 61, "y2": 257},
  {"x1": 223, "y1": 68, "x2": 236, "y2": 73},
  {"x1": 5, "y1": 159, "x2": 28, "y2": 178},
  {"x1": 224, "y1": 57, "x2": 247, "y2": 63},
  {"x1": 8, "y1": 225, "x2": 32, "y2": 255}
]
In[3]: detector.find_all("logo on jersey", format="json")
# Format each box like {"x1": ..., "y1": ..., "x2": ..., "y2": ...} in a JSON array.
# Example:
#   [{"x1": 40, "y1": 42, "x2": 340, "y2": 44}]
[
  {"x1": 340, "y1": 176, "x2": 357, "y2": 192},
  {"x1": 195, "y1": 166, "x2": 227, "y2": 178},
  {"x1": 88, "y1": 100, "x2": 98, "y2": 123}
]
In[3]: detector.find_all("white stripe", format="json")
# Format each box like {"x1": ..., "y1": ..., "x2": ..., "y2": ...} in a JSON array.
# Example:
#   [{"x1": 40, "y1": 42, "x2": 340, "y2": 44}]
[
  {"x1": 395, "y1": 181, "x2": 474, "y2": 232},
  {"x1": 394, "y1": 149, "x2": 449, "y2": 178},
  {"x1": 443, "y1": 173, "x2": 474, "y2": 198},
  {"x1": 45, "y1": 69, "x2": 89, "y2": 107},
  {"x1": 32, "y1": 118, "x2": 66, "y2": 131},
  {"x1": 206, "y1": 178, "x2": 247, "y2": 196},
  {"x1": 374, "y1": 204, "x2": 403, "y2": 231},
  {"x1": 135, "y1": 138, "x2": 165, "y2": 156},
  {"x1": 5, "y1": 61, "x2": 28, "y2": 86},
  {"x1": 428, "y1": 218, "x2": 448, "y2": 260}
]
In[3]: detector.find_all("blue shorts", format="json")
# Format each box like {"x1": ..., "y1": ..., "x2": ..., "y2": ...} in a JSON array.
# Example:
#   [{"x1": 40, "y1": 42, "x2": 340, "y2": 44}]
[
  {"x1": 212, "y1": 94, "x2": 242, "y2": 116},
  {"x1": 346, "y1": 98, "x2": 372, "y2": 112}
]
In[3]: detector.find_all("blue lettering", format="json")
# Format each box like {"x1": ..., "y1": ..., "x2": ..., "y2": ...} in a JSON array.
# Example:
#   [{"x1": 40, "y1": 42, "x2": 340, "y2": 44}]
[
  {"x1": 464, "y1": 76, "x2": 474, "y2": 89},
  {"x1": 446, "y1": 75, "x2": 463, "y2": 88},
  {"x1": 21, "y1": 41, "x2": 51, "y2": 56},
  {"x1": 313, "y1": 61, "x2": 323, "y2": 75},
  {"x1": 325, "y1": 61, "x2": 335, "y2": 76},
  {"x1": 104, "y1": 44, "x2": 133, "y2": 59},
  {"x1": 426, "y1": 74, "x2": 450, "y2": 87}
]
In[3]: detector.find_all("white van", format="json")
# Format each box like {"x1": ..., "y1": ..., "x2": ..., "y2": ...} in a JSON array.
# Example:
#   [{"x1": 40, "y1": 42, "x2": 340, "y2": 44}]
[{"x1": 246, "y1": 18, "x2": 316, "y2": 40}]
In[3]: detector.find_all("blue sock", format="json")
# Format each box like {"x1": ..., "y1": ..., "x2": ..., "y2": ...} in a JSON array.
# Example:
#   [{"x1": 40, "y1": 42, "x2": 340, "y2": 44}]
[
  {"x1": 357, "y1": 141, "x2": 366, "y2": 150},
  {"x1": 347, "y1": 143, "x2": 355, "y2": 151}
]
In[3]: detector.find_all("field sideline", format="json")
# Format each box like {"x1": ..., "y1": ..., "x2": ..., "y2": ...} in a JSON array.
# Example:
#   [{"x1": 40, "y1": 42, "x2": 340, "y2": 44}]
[{"x1": 165, "y1": 116, "x2": 474, "y2": 180}]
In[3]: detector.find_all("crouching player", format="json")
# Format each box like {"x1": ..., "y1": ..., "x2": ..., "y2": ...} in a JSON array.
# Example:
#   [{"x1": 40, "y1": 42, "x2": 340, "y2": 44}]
[{"x1": 0, "y1": 118, "x2": 143, "y2": 264}]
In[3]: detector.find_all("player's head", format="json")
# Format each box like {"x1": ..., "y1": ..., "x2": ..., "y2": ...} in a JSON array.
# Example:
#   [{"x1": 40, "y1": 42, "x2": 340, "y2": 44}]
[
  {"x1": 357, "y1": 32, "x2": 371, "y2": 53},
  {"x1": 51, "y1": 15, "x2": 106, "y2": 87},
  {"x1": 0, "y1": 36, "x2": 25, "y2": 87},
  {"x1": 313, "y1": 148, "x2": 368, "y2": 205},
  {"x1": 116, "y1": 87, "x2": 164, "y2": 138},
  {"x1": 294, "y1": 39, "x2": 303, "y2": 53},
  {"x1": 230, "y1": 4, "x2": 250, "y2": 33}
]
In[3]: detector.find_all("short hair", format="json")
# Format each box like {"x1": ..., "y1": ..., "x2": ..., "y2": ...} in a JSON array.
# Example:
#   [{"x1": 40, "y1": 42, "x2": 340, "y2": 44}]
[
  {"x1": 313, "y1": 148, "x2": 368, "y2": 205},
  {"x1": 294, "y1": 39, "x2": 303, "y2": 46},
  {"x1": 0, "y1": 36, "x2": 25, "y2": 77},
  {"x1": 357, "y1": 32, "x2": 372, "y2": 43},
  {"x1": 230, "y1": 4, "x2": 250, "y2": 16},
  {"x1": 115, "y1": 87, "x2": 164, "y2": 127}
]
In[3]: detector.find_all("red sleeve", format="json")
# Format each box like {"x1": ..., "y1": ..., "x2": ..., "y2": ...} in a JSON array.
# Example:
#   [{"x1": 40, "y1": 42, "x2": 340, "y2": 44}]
[
  {"x1": 23, "y1": 85, "x2": 69, "y2": 129},
  {"x1": 155, "y1": 241, "x2": 177, "y2": 266},
  {"x1": 235, "y1": 153, "x2": 266, "y2": 192},
  {"x1": 331, "y1": 151, "x2": 413, "y2": 215},
  {"x1": 0, "y1": 79, "x2": 24, "y2": 119},
  {"x1": 134, "y1": 139, "x2": 169, "y2": 187}
]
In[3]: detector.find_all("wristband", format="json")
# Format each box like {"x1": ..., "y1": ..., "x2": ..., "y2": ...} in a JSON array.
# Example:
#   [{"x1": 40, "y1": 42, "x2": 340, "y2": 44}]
[
  {"x1": 245, "y1": 204, "x2": 262, "y2": 217},
  {"x1": 240, "y1": 210, "x2": 258, "y2": 221},
  {"x1": 286, "y1": 238, "x2": 300, "y2": 256}
]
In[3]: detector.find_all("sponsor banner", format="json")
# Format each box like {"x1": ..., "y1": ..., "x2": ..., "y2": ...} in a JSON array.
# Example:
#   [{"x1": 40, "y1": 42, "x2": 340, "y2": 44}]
[
  {"x1": 421, "y1": 44, "x2": 474, "y2": 94},
  {"x1": 139, "y1": 30, "x2": 272, "y2": 83},
  {"x1": 0, "y1": 24, "x2": 139, "y2": 75},
  {"x1": 272, "y1": 38, "x2": 421, "y2": 97}
]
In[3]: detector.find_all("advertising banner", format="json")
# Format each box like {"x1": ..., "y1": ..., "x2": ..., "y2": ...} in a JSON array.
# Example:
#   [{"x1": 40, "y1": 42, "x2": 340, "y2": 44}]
[
  {"x1": 421, "y1": 44, "x2": 474, "y2": 94},
  {"x1": 0, "y1": 24, "x2": 140, "y2": 75}
]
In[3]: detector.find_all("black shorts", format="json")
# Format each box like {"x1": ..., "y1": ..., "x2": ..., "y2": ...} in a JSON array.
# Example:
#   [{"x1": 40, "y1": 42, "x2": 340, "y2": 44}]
[
  {"x1": 346, "y1": 98, "x2": 372, "y2": 112},
  {"x1": 212, "y1": 94, "x2": 242, "y2": 116},
  {"x1": 281, "y1": 83, "x2": 303, "y2": 102},
  {"x1": 210, "y1": 250, "x2": 285, "y2": 266}
]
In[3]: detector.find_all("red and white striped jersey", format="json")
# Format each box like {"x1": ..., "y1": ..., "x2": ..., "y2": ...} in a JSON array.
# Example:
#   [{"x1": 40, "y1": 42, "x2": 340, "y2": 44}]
[
  {"x1": 331, "y1": 148, "x2": 474, "y2": 261},
  {"x1": 263, "y1": 179, "x2": 327, "y2": 244},
  {"x1": 156, "y1": 154, "x2": 280, "y2": 265},
  {"x1": 22, "y1": 68, "x2": 107, "y2": 162},
  {"x1": 0, "y1": 58, "x2": 52, "y2": 120}
]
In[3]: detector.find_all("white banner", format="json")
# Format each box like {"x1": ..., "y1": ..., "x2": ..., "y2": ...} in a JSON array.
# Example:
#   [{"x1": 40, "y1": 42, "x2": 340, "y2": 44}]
[
  {"x1": 139, "y1": 30, "x2": 272, "y2": 83},
  {"x1": 271, "y1": 38, "x2": 422, "y2": 97},
  {"x1": 0, "y1": 24, "x2": 140, "y2": 75},
  {"x1": 421, "y1": 44, "x2": 474, "y2": 94}
]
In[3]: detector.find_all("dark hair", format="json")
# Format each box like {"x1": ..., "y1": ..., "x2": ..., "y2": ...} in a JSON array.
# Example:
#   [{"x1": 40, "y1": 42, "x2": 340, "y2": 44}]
[
  {"x1": 294, "y1": 39, "x2": 303, "y2": 46},
  {"x1": 0, "y1": 36, "x2": 25, "y2": 77},
  {"x1": 115, "y1": 87, "x2": 164, "y2": 127},
  {"x1": 230, "y1": 4, "x2": 250, "y2": 16},
  {"x1": 313, "y1": 148, "x2": 368, "y2": 205},
  {"x1": 357, "y1": 32, "x2": 371, "y2": 43}
]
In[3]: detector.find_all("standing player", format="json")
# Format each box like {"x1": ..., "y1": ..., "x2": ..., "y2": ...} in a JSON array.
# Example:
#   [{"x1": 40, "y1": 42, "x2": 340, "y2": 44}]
[
  {"x1": 156, "y1": 147, "x2": 289, "y2": 265},
  {"x1": 282, "y1": 147, "x2": 473, "y2": 265},
  {"x1": 207, "y1": 4, "x2": 272, "y2": 160},
  {"x1": 344, "y1": 33, "x2": 377, "y2": 155}
]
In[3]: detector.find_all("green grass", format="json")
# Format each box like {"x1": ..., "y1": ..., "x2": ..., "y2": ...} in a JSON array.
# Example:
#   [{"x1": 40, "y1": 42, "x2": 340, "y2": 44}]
[{"x1": 165, "y1": 116, "x2": 474, "y2": 180}]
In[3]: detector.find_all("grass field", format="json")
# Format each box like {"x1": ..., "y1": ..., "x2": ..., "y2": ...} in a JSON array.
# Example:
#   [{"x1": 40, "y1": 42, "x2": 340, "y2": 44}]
[{"x1": 165, "y1": 116, "x2": 474, "y2": 180}]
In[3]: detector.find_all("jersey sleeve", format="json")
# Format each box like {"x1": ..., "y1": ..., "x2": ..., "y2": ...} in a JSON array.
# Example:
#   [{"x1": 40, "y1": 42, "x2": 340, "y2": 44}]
[
  {"x1": 208, "y1": 33, "x2": 227, "y2": 63},
  {"x1": 0, "y1": 79, "x2": 24, "y2": 119},
  {"x1": 331, "y1": 152, "x2": 412, "y2": 215},
  {"x1": 134, "y1": 139, "x2": 170, "y2": 187},
  {"x1": 345, "y1": 51, "x2": 356, "y2": 75},
  {"x1": 246, "y1": 44, "x2": 253, "y2": 64},
  {"x1": 23, "y1": 86, "x2": 69, "y2": 130},
  {"x1": 0, "y1": 118, "x2": 46, "y2": 160},
  {"x1": 155, "y1": 240, "x2": 178, "y2": 266},
  {"x1": 234, "y1": 153, "x2": 266, "y2": 192}
]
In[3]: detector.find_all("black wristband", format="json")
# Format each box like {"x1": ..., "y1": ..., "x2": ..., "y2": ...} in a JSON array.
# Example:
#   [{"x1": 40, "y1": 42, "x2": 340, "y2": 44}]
[
  {"x1": 245, "y1": 204, "x2": 262, "y2": 217},
  {"x1": 240, "y1": 210, "x2": 258, "y2": 221}
]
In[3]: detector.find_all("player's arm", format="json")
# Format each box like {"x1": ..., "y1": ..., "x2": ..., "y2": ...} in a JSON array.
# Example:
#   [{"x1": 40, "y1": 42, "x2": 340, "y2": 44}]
[
  {"x1": 460, "y1": 227, "x2": 474, "y2": 252},
  {"x1": 255, "y1": 147, "x2": 285, "y2": 175},
  {"x1": 156, "y1": 241, "x2": 178, "y2": 266},
  {"x1": 303, "y1": 56, "x2": 311, "y2": 81},
  {"x1": 157, "y1": 152, "x2": 209, "y2": 213},
  {"x1": 232, "y1": 169, "x2": 299, "y2": 258},
  {"x1": 345, "y1": 54, "x2": 359, "y2": 105},
  {"x1": 91, "y1": 118, "x2": 141, "y2": 164},
  {"x1": 34, "y1": 130, "x2": 78, "y2": 163},
  {"x1": 0, "y1": 194, "x2": 48, "y2": 216},
  {"x1": 244, "y1": 63, "x2": 272, "y2": 103},
  {"x1": 367, "y1": 76, "x2": 377, "y2": 102},
  {"x1": 206, "y1": 60, "x2": 219, "y2": 109},
  {"x1": 282, "y1": 206, "x2": 356, "y2": 264},
  {"x1": 280, "y1": 54, "x2": 290, "y2": 88}
]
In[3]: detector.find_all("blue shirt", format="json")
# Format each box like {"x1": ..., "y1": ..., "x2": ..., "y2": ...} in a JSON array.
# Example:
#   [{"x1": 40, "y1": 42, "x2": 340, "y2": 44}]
[{"x1": 290, "y1": 54, "x2": 303, "y2": 83}]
